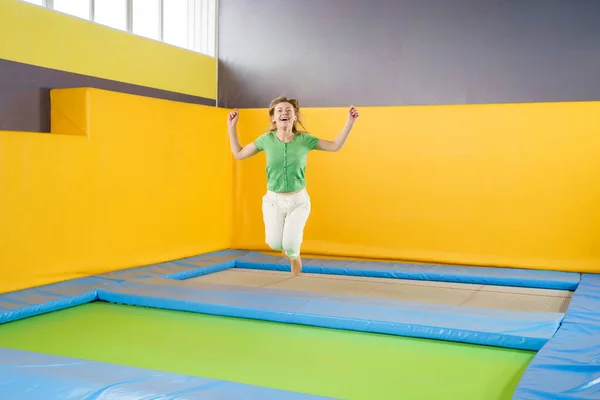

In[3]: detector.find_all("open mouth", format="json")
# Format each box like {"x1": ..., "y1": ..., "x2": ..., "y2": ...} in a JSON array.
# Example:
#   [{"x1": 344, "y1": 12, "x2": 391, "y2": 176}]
[{"x1": 279, "y1": 117, "x2": 289, "y2": 122}]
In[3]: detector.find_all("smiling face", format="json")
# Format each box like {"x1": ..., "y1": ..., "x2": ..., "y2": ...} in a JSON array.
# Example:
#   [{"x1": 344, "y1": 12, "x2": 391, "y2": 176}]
[
  {"x1": 271, "y1": 101, "x2": 297, "y2": 130},
  {"x1": 267, "y1": 96, "x2": 305, "y2": 133}
]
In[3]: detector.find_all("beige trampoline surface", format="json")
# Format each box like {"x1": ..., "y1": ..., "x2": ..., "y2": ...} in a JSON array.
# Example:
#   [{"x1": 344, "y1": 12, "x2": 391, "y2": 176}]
[{"x1": 183, "y1": 269, "x2": 572, "y2": 313}]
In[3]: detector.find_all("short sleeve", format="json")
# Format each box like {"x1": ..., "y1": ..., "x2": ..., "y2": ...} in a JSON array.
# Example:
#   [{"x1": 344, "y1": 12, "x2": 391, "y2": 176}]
[
  {"x1": 253, "y1": 133, "x2": 268, "y2": 151},
  {"x1": 303, "y1": 133, "x2": 319, "y2": 150}
]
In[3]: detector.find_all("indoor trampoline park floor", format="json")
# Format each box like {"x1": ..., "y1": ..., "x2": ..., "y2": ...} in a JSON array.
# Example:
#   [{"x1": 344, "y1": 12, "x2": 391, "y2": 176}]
[{"x1": 0, "y1": 250, "x2": 599, "y2": 399}]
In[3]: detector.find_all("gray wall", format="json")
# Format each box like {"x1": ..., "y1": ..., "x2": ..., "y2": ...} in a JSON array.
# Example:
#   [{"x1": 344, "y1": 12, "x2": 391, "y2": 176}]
[
  {"x1": 0, "y1": 59, "x2": 215, "y2": 133},
  {"x1": 217, "y1": 0, "x2": 600, "y2": 108}
]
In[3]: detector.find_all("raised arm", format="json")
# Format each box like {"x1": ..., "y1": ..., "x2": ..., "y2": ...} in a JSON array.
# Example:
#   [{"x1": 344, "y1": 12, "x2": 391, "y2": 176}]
[
  {"x1": 228, "y1": 108, "x2": 259, "y2": 160},
  {"x1": 316, "y1": 105, "x2": 359, "y2": 152}
]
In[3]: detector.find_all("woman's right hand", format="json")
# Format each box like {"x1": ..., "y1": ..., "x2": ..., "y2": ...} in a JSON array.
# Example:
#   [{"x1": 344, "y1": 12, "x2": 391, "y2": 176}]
[{"x1": 228, "y1": 108, "x2": 239, "y2": 128}]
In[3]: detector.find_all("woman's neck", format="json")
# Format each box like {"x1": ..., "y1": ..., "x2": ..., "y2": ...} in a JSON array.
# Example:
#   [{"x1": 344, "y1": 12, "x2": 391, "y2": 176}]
[{"x1": 276, "y1": 127, "x2": 294, "y2": 142}]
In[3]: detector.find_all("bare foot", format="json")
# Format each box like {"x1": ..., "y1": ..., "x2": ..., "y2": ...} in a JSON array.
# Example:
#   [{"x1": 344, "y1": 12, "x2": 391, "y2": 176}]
[{"x1": 290, "y1": 257, "x2": 302, "y2": 276}]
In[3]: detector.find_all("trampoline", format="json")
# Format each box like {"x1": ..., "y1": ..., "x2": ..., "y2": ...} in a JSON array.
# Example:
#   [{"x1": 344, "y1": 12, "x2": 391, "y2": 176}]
[{"x1": 0, "y1": 250, "x2": 599, "y2": 399}]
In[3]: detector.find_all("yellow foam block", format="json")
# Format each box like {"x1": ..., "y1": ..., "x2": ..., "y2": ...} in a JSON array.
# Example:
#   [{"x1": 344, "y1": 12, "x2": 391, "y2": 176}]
[{"x1": 0, "y1": 88, "x2": 230, "y2": 294}]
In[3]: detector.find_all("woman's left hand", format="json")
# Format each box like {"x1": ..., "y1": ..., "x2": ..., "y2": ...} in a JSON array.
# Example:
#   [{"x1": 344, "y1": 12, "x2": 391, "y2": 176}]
[{"x1": 348, "y1": 105, "x2": 359, "y2": 123}]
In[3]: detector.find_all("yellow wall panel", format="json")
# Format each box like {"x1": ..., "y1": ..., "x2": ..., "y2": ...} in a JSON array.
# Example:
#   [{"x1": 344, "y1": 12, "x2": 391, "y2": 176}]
[
  {"x1": 3, "y1": 85, "x2": 600, "y2": 294},
  {"x1": 0, "y1": 0, "x2": 216, "y2": 100},
  {"x1": 0, "y1": 88, "x2": 230, "y2": 294},
  {"x1": 233, "y1": 102, "x2": 600, "y2": 273}
]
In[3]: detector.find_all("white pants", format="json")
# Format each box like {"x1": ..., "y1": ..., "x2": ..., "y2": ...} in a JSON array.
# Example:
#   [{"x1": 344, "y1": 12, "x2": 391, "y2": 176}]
[{"x1": 262, "y1": 189, "x2": 311, "y2": 260}]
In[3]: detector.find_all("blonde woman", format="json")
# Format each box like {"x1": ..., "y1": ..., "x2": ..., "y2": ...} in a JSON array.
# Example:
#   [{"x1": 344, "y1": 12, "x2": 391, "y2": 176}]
[{"x1": 228, "y1": 96, "x2": 359, "y2": 275}]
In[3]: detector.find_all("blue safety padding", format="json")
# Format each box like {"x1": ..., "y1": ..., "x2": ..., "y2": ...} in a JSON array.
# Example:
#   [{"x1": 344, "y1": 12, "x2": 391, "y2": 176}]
[
  {"x1": 165, "y1": 250, "x2": 247, "y2": 279},
  {"x1": 98, "y1": 280, "x2": 564, "y2": 351},
  {"x1": 0, "y1": 348, "x2": 328, "y2": 400},
  {"x1": 166, "y1": 261, "x2": 235, "y2": 280},
  {"x1": 0, "y1": 277, "x2": 107, "y2": 325},
  {"x1": 98, "y1": 261, "x2": 235, "y2": 282},
  {"x1": 235, "y1": 252, "x2": 581, "y2": 290},
  {"x1": 512, "y1": 322, "x2": 600, "y2": 399},
  {"x1": 562, "y1": 274, "x2": 600, "y2": 326},
  {"x1": 96, "y1": 261, "x2": 192, "y2": 281},
  {"x1": 513, "y1": 274, "x2": 600, "y2": 399},
  {"x1": 97, "y1": 250, "x2": 244, "y2": 282},
  {"x1": 0, "y1": 250, "x2": 243, "y2": 325},
  {"x1": 175, "y1": 249, "x2": 250, "y2": 264}
]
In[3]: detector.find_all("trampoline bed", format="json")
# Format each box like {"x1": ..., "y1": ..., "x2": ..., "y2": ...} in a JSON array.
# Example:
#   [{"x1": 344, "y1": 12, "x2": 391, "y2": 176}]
[{"x1": 0, "y1": 250, "x2": 599, "y2": 399}]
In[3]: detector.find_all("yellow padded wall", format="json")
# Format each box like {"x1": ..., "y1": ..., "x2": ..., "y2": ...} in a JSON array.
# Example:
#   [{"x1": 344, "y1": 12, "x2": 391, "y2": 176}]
[
  {"x1": 0, "y1": 88, "x2": 231, "y2": 294},
  {"x1": 233, "y1": 102, "x2": 600, "y2": 273}
]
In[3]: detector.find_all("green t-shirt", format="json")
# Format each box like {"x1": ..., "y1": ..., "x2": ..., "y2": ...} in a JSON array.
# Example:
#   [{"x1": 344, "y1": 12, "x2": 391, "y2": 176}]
[{"x1": 254, "y1": 131, "x2": 319, "y2": 193}]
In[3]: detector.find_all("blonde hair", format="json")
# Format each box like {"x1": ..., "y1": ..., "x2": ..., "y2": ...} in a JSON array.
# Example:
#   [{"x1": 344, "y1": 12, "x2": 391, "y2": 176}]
[{"x1": 267, "y1": 96, "x2": 307, "y2": 133}]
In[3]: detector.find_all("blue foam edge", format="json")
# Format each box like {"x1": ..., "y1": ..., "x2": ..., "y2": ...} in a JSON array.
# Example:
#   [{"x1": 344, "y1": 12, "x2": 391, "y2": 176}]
[
  {"x1": 166, "y1": 260, "x2": 235, "y2": 280},
  {"x1": 97, "y1": 259, "x2": 238, "y2": 282},
  {"x1": 0, "y1": 347, "x2": 329, "y2": 399},
  {"x1": 236, "y1": 252, "x2": 581, "y2": 290},
  {"x1": 0, "y1": 250, "x2": 242, "y2": 325},
  {"x1": 97, "y1": 280, "x2": 563, "y2": 351},
  {"x1": 0, "y1": 277, "x2": 106, "y2": 324},
  {"x1": 513, "y1": 274, "x2": 600, "y2": 399}
]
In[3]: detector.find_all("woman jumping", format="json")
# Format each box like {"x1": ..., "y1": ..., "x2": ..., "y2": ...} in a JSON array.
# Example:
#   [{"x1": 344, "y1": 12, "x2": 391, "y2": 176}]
[{"x1": 227, "y1": 96, "x2": 359, "y2": 275}]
